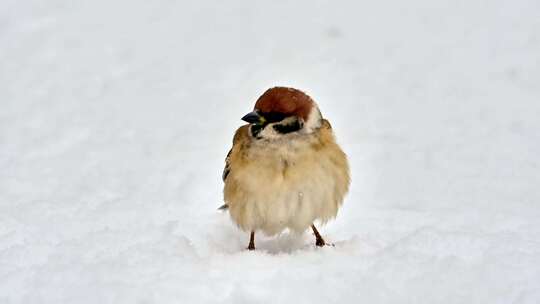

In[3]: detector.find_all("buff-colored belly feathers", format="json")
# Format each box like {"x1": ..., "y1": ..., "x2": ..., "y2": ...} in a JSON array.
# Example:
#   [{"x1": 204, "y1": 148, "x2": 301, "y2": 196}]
[{"x1": 224, "y1": 121, "x2": 349, "y2": 235}]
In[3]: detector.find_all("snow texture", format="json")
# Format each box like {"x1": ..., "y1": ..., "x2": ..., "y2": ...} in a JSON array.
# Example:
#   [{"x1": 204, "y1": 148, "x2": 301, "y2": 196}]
[{"x1": 1, "y1": 0, "x2": 540, "y2": 303}]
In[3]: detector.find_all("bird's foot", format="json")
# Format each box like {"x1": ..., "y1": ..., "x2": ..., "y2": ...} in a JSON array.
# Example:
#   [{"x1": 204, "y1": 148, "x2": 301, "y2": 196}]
[
  {"x1": 312, "y1": 224, "x2": 333, "y2": 248},
  {"x1": 247, "y1": 231, "x2": 255, "y2": 250},
  {"x1": 316, "y1": 242, "x2": 335, "y2": 248},
  {"x1": 315, "y1": 238, "x2": 335, "y2": 247}
]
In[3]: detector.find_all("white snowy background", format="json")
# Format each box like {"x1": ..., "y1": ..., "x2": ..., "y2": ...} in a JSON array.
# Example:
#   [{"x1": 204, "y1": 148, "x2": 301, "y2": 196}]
[{"x1": 1, "y1": 0, "x2": 539, "y2": 303}]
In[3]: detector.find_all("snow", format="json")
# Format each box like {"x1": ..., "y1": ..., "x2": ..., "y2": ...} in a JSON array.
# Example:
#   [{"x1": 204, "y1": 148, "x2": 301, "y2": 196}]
[{"x1": 1, "y1": 0, "x2": 540, "y2": 303}]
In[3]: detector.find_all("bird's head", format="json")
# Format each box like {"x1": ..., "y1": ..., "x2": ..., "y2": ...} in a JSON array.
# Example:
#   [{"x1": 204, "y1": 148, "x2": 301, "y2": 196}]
[{"x1": 242, "y1": 87, "x2": 322, "y2": 140}]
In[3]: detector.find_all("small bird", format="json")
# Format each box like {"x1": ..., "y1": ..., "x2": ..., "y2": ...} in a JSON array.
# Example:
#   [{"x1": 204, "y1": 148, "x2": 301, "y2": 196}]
[{"x1": 221, "y1": 87, "x2": 350, "y2": 250}]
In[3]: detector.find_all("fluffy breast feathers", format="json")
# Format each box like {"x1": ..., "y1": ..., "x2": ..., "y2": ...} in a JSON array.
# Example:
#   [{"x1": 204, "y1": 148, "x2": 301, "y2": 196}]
[{"x1": 223, "y1": 120, "x2": 350, "y2": 235}]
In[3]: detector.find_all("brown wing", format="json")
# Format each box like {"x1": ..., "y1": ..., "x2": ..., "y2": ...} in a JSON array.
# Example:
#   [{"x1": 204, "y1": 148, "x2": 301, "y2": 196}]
[
  {"x1": 219, "y1": 125, "x2": 251, "y2": 210},
  {"x1": 222, "y1": 125, "x2": 250, "y2": 182},
  {"x1": 321, "y1": 118, "x2": 332, "y2": 130},
  {"x1": 222, "y1": 148, "x2": 232, "y2": 182}
]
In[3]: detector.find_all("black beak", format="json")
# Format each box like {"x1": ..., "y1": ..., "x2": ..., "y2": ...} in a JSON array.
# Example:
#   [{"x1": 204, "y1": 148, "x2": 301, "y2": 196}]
[{"x1": 241, "y1": 111, "x2": 263, "y2": 124}]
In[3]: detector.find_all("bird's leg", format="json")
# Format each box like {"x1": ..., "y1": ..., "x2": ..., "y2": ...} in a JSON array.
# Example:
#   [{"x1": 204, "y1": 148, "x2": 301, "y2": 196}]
[
  {"x1": 311, "y1": 224, "x2": 326, "y2": 247},
  {"x1": 247, "y1": 231, "x2": 255, "y2": 250}
]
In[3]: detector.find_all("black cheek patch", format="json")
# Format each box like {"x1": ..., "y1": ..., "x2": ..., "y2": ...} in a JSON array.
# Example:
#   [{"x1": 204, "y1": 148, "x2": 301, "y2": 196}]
[{"x1": 273, "y1": 120, "x2": 303, "y2": 134}]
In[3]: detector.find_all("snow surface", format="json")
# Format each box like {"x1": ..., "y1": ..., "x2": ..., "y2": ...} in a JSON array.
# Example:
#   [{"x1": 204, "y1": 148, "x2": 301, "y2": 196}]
[{"x1": 1, "y1": 0, "x2": 540, "y2": 303}]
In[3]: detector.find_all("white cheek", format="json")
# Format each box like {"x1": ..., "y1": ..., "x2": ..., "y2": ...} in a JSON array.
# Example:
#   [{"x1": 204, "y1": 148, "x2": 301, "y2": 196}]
[
  {"x1": 303, "y1": 103, "x2": 322, "y2": 133},
  {"x1": 258, "y1": 124, "x2": 281, "y2": 139}
]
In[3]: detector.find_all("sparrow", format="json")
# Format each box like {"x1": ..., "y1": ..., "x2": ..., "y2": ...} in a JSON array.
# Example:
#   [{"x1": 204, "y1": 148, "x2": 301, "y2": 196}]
[{"x1": 221, "y1": 87, "x2": 350, "y2": 250}]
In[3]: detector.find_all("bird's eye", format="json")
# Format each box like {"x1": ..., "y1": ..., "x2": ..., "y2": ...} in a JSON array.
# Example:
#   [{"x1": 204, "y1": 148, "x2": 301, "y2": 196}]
[{"x1": 260, "y1": 112, "x2": 288, "y2": 123}]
